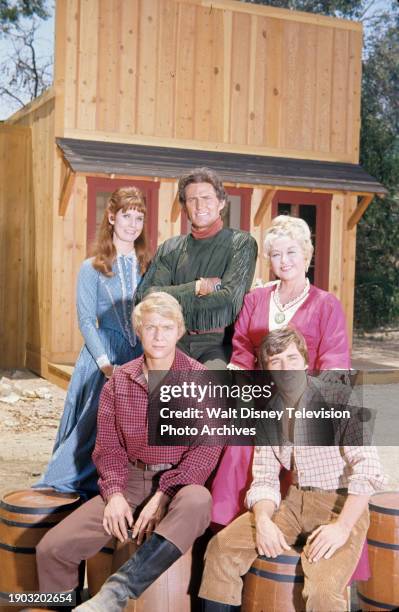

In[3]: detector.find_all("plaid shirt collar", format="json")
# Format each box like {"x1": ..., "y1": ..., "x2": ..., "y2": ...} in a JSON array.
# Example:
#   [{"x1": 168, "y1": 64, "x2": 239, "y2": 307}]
[{"x1": 120, "y1": 348, "x2": 194, "y2": 387}]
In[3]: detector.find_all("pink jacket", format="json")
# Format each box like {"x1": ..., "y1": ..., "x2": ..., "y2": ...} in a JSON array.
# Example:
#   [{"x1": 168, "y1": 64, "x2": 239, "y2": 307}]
[{"x1": 230, "y1": 284, "x2": 350, "y2": 370}]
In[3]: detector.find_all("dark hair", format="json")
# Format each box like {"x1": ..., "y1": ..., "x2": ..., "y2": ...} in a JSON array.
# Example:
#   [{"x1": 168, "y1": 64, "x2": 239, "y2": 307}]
[
  {"x1": 178, "y1": 167, "x2": 227, "y2": 204},
  {"x1": 259, "y1": 327, "x2": 309, "y2": 369},
  {"x1": 91, "y1": 187, "x2": 151, "y2": 277}
]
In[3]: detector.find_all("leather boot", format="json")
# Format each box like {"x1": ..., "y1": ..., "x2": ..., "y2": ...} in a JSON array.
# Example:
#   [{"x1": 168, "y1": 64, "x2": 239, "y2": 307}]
[
  {"x1": 74, "y1": 533, "x2": 181, "y2": 612},
  {"x1": 201, "y1": 599, "x2": 241, "y2": 611}
]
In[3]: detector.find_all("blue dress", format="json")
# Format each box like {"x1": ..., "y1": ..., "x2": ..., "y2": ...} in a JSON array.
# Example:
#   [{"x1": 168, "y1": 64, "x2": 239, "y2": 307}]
[{"x1": 34, "y1": 253, "x2": 143, "y2": 497}]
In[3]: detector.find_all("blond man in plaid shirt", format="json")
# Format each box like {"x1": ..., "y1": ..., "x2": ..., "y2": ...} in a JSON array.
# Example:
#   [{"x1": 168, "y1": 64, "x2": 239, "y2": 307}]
[{"x1": 199, "y1": 327, "x2": 385, "y2": 612}]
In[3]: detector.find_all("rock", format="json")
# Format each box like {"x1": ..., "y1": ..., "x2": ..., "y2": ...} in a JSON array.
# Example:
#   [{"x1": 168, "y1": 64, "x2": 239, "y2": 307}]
[
  {"x1": 21, "y1": 389, "x2": 37, "y2": 398},
  {"x1": 35, "y1": 387, "x2": 52, "y2": 400},
  {"x1": 0, "y1": 382, "x2": 13, "y2": 397},
  {"x1": 0, "y1": 393, "x2": 20, "y2": 405}
]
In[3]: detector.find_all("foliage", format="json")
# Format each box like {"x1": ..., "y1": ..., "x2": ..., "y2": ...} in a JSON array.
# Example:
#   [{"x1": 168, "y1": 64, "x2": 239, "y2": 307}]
[
  {"x1": 0, "y1": 2, "x2": 51, "y2": 113},
  {"x1": 0, "y1": 0, "x2": 48, "y2": 32},
  {"x1": 0, "y1": 17, "x2": 52, "y2": 107},
  {"x1": 355, "y1": 6, "x2": 399, "y2": 329}
]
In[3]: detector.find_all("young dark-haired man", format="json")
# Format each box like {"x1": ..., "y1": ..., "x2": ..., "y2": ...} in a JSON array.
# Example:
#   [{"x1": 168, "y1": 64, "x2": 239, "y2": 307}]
[{"x1": 199, "y1": 327, "x2": 385, "y2": 612}]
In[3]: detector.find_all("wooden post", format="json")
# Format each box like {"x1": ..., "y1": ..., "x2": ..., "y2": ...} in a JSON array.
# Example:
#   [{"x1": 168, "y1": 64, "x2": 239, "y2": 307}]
[
  {"x1": 254, "y1": 189, "x2": 276, "y2": 226},
  {"x1": 170, "y1": 190, "x2": 181, "y2": 222},
  {"x1": 346, "y1": 194, "x2": 373, "y2": 230},
  {"x1": 59, "y1": 167, "x2": 75, "y2": 216}
]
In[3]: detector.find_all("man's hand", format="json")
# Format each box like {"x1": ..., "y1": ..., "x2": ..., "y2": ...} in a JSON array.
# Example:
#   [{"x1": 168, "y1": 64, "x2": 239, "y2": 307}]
[
  {"x1": 306, "y1": 522, "x2": 351, "y2": 563},
  {"x1": 132, "y1": 491, "x2": 169, "y2": 545},
  {"x1": 256, "y1": 516, "x2": 291, "y2": 558},
  {"x1": 195, "y1": 277, "x2": 222, "y2": 296},
  {"x1": 103, "y1": 493, "x2": 133, "y2": 543}
]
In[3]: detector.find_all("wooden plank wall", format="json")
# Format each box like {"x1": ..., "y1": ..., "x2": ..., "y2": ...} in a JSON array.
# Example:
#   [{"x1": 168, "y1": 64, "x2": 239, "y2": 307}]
[
  {"x1": 50, "y1": 173, "x2": 87, "y2": 364},
  {"x1": 55, "y1": 0, "x2": 362, "y2": 163},
  {"x1": 7, "y1": 96, "x2": 57, "y2": 374},
  {"x1": 0, "y1": 126, "x2": 31, "y2": 368}
]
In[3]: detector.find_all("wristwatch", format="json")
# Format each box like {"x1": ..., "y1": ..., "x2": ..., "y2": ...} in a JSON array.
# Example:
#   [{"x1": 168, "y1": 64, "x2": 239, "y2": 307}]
[{"x1": 214, "y1": 282, "x2": 222, "y2": 291}]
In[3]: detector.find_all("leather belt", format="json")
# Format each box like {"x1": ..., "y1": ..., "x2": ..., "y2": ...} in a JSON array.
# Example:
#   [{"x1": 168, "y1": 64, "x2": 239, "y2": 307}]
[{"x1": 132, "y1": 459, "x2": 172, "y2": 472}]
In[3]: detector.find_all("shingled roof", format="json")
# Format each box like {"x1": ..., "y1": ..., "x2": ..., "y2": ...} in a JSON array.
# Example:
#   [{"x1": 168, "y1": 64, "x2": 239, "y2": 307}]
[{"x1": 57, "y1": 137, "x2": 387, "y2": 195}]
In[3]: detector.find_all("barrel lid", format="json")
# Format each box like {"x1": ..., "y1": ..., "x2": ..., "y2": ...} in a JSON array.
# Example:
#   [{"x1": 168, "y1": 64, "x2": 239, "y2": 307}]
[
  {"x1": 0, "y1": 489, "x2": 80, "y2": 515},
  {"x1": 369, "y1": 491, "x2": 399, "y2": 515}
]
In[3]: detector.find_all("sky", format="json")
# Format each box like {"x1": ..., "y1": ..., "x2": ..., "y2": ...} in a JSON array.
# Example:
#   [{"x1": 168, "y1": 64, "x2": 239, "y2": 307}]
[{"x1": 0, "y1": 0, "x2": 394, "y2": 121}]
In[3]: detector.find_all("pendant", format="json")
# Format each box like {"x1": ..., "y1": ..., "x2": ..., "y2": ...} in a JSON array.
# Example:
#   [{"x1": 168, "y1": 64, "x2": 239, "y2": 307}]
[{"x1": 274, "y1": 312, "x2": 286, "y2": 324}]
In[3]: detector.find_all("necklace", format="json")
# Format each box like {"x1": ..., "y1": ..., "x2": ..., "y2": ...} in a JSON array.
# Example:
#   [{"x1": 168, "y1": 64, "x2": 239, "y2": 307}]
[{"x1": 273, "y1": 279, "x2": 310, "y2": 324}]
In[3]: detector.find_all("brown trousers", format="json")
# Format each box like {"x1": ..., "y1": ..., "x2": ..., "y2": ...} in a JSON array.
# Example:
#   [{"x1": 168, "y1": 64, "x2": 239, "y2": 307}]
[
  {"x1": 199, "y1": 486, "x2": 369, "y2": 612},
  {"x1": 36, "y1": 464, "x2": 212, "y2": 592}
]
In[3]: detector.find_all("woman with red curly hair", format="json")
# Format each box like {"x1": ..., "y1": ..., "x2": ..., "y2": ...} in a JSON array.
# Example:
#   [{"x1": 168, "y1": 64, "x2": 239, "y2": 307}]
[{"x1": 34, "y1": 186, "x2": 150, "y2": 498}]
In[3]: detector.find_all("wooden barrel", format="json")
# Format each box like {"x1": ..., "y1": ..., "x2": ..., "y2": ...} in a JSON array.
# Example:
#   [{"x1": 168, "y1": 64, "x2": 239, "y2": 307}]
[
  {"x1": 0, "y1": 489, "x2": 80, "y2": 610},
  {"x1": 242, "y1": 549, "x2": 304, "y2": 612},
  {"x1": 86, "y1": 543, "x2": 114, "y2": 597},
  {"x1": 357, "y1": 491, "x2": 399, "y2": 611},
  {"x1": 87, "y1": 540, "x2": 196, "y2": 612}
]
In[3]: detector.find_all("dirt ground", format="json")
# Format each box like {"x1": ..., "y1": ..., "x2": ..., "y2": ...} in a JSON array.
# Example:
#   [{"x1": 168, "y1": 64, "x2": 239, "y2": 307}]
[
  {"x1": 352, "y1": 329, "x2": 399, "y2": 369},
  {"x1": 0, "y1": 370, "x2": 66, "y2": 498}
]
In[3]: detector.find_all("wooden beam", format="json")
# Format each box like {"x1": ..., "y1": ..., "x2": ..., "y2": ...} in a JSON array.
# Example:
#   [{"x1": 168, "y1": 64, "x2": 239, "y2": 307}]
[
  {"x1": 346, "y1": 194, "x2": 373, "y2": 230},
  {"x1": 170, "y1": 190, "x2": 181, "y2": 222},
  {"x1": 59, "y1": 167, "x2": 75, "y2": 216},
  {"x1": 254, "y1": 189, "x2": 276, "y2": 226},
  {"x1": 71, "y1": 172, "x2": 378, "y2": 197}
]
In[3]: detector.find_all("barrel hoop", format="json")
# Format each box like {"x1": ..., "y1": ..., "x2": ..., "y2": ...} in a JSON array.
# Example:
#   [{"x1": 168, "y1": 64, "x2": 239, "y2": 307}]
[
  {"x1": 0, "y1": 542, "x2": 36, "y2": 554},
  {"x1": 369, "y1": 503, "x2": 399, "y2": 516},
  {"x1": 367, "y1": 538, "x2": 399, "y2": 551},
  {"x1": 0, "y1": 499, "x2": 80, "y2": 515},
  {"x1": 0, "y1": 517, "x2": 57, "y2": 529},
  {"x1": 99, "y1": 547, "x2": 114, "y2": 555},
  {"x1": 257, "y1": 554, "x2": 300, "y2": 565},
  {"x1": 248, "y1": 566, "x2": 304, "y2": 583},
  {"x1": 357, "y1": 591, "x2": 398, "y2": 610}
]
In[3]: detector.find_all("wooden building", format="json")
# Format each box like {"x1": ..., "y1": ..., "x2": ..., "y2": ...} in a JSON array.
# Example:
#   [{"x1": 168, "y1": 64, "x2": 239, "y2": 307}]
[{"x1": 0, "y1": 0, "x2": 386, "y2": 384}]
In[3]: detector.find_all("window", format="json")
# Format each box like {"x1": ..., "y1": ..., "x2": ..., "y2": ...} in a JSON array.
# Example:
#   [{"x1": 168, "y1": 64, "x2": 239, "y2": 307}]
[{"x1": 86, "y1": 178, "x2": 159, "y2": 255}]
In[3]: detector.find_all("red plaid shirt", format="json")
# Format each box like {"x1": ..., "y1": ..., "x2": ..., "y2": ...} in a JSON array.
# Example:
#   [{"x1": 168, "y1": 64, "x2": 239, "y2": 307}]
[{"x1": 93, "y1": 349, "x2": 222, "y2": 500}]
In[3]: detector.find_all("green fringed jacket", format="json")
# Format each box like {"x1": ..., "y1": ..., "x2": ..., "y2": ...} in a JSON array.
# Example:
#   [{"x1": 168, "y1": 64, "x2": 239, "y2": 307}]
[{"x1": 136, "y1": 228, "x2": 258, "y2": 332}]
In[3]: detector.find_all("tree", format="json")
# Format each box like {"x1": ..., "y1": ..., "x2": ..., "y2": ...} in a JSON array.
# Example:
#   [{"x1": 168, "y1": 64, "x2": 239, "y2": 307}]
[
  {"x1": 0, "y1": 1, "x2": 51, "y2": 115},
  {"x1": 242, "y1": 0, "x2": 365, "y2": 18},
  {"x1": 0, "y1": 17, "x2": 52, "y2": 108},
  {"x1": 0, "y1": 0, "x2": 48, "y2": 32},
  {"x1": 355, "y1": 5, "x2": 399, "y2": 329}
]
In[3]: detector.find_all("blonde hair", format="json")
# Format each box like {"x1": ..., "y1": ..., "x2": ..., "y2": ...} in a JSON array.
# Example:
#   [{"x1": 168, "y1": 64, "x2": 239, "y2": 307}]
[
  {"x1": 133, "y1": 292, "x2": 186, "y2": 336},
  {"x1": 263, "y1": 215, "x2": 314, "y2": 271}
]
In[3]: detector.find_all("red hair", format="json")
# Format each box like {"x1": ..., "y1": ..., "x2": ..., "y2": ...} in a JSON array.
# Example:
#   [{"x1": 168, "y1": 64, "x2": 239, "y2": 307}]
[{"x1": 91, "y1": 186, "x2": 151, "y2": 276}]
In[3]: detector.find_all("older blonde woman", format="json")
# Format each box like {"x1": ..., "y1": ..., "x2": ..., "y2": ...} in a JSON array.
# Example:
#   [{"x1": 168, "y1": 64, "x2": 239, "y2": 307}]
[
  {"x1": 229, "y1": 215, "x2": 350, "y2": 371},
  {"x1": 211, "y1": 215, "x2": 350, "y2": 527}
]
